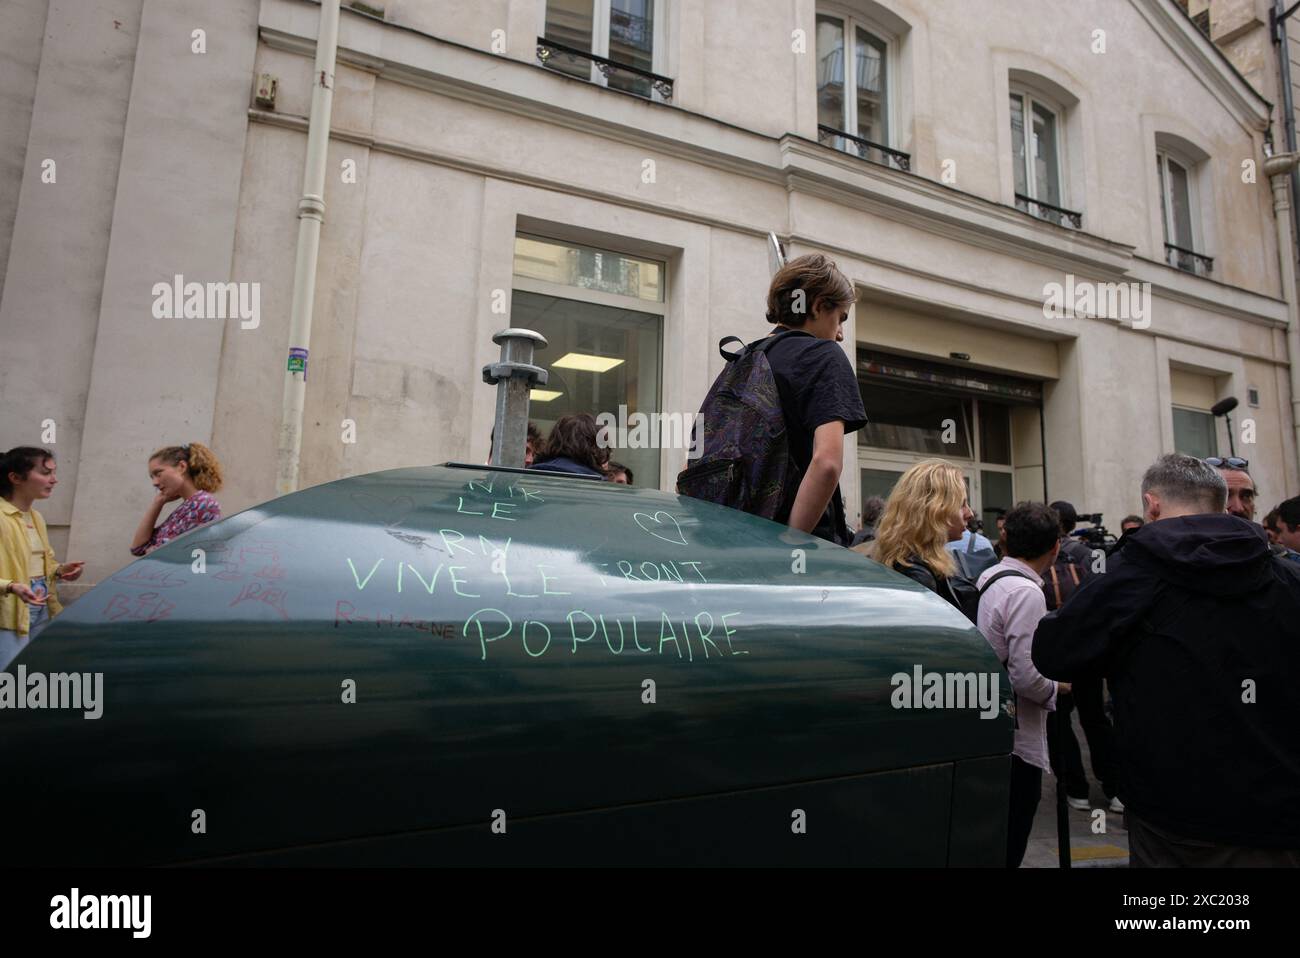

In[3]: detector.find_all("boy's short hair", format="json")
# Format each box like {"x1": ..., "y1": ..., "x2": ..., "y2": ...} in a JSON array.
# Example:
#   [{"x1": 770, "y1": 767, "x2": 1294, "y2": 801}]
[
  {"x1": 1003, "y1": 502, "x2": 1061, "y2": 560},
  {"x1": 765, "y1": 253, "x2": 854, "y2": 327}
]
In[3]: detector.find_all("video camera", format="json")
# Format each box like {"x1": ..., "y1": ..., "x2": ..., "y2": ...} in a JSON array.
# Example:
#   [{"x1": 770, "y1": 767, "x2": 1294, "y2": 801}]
[{"x1": 1069, "y1": 512, "x2": 1118, "y2": 553}]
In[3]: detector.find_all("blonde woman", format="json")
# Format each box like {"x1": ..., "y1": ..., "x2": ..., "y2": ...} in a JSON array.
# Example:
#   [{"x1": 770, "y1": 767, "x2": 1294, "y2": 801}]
[
  {"x1": 873, "y1": 459, "x2": 977, "y2": 620},
  {"x1": 130, "y1": 443, "x2": 224, "y2": 556}
]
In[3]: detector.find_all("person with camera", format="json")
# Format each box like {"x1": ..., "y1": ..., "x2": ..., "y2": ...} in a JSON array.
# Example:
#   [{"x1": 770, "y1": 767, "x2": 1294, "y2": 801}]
[
  {"x1": 1033, "y1": 455, "x2": 1300, "y2": 866},
  {"x1": 1041, "y1": 501, "x2": 1120, "y2": 813}
]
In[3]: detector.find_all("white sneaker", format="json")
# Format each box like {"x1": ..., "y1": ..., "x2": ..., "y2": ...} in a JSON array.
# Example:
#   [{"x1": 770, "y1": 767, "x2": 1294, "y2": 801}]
[
  {"x1": 1109, "y1": 796, "x2": 1125, "y2": 813},
  {"x1": 1067, "y1": 796, "x2": 1091, "y2": 811}
]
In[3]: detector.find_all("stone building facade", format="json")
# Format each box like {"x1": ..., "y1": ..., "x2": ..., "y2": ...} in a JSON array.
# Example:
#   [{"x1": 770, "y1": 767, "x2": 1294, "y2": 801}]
[{"x1": 1, "y1": 0, "x2": 1297, "y2": 593}]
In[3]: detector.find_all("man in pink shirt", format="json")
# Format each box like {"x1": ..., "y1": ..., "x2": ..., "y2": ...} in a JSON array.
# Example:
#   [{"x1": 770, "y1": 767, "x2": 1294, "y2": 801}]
[{"x1": 976, "y1": 502, "x2": 1071, "y2": 868}]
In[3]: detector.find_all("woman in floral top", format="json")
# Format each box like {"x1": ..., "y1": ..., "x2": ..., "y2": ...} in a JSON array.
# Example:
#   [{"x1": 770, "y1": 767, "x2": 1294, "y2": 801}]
[{"x1": 130, "y1": 442, "x2": 224, "y2": 556}]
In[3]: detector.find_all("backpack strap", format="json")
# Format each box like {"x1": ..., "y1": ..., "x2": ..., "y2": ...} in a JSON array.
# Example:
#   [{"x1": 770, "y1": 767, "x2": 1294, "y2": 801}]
[
  {"x1": 718, "y1": 329, "x2": 802, "y2": 362},
  {"x1": 966, "y1": 531, "x2": 978, "y2": 554},
  {"x1": 977, "y1": 569, "x2": 1033, "y2": 670},
  {"x1": 977, "y1": 568, "x2": 1031, "y2": 596},
  {"x1": 1049, "y1": 565, "x2": 1063, "y2": 609}
]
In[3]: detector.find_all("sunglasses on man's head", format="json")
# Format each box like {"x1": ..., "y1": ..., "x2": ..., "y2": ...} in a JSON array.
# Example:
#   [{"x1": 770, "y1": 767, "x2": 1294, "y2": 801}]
[{"x1": 1205, "y1": 457, "x2": 1249, "y2": 470}]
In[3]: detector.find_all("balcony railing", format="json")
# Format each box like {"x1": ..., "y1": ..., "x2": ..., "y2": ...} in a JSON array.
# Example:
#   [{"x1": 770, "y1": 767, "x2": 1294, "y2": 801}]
[
  {"x1": 536, "y1": 37, "x2": 673, "y2": 101},
  {"x1": 818, "y1": 125, "x2": 910, "y2": 172},
  {"x1": 1165, "y1": 242, "x2": 1213, "y2": 277},
  {"x1": 1015, "y1": 193, "x2": 1083, "y2": 230}
]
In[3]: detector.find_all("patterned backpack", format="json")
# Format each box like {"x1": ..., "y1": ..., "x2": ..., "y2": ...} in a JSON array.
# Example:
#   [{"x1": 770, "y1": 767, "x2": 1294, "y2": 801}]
[{"x1": 676, "y1": 332, "x2": 800, "y2": 520}]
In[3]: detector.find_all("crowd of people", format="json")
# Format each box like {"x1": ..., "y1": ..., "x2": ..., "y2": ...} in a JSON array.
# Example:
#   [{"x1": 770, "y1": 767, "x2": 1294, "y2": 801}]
[
  {"x1": 677, "y1": 250, "x2": 1300, "y2": 868},
  {"x1": 6, "y1": 247, "x2": 1300, "y2": 867}
]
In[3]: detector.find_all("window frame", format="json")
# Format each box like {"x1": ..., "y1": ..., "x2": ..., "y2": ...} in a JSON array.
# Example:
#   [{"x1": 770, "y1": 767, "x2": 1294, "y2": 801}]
[
  {"x1": 542, "y1": 0, "x2": 669, "y2": 102},
  {"x1": 815, "y1": 3, "x2": 898, "y2": 151},
  {"x1": 1009, "y1": 85, "x2": 1066, "y2": 208}
]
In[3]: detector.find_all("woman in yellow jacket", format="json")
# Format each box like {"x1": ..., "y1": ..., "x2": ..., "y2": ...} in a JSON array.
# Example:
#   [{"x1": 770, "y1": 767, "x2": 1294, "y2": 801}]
[{"x1": 1, "y1": 447, "x2": 84, "y2": 669}]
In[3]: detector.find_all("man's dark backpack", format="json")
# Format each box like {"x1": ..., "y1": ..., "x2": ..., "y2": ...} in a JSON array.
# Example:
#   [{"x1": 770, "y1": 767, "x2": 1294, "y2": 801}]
[
  {"x1": 677, "y1": 332, "x2": 802, "y2": 521},
  {"x1": 1043, "y1": 539, "x2": 1092, "y2": 612}
]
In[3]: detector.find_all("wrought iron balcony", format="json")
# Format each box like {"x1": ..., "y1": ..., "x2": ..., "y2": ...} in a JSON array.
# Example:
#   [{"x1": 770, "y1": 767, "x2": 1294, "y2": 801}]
[
  {"x1": 818, "y1": 125, "x2": 910, "y2": 172},
  {"x1": 536, "y1": 37, "x2": 673, "y2": 101},
  {"x1": 1165, "y1": 242, "x2": 1213, "y2": 277},
  {"x1": 1015, "y1": 193, "x2": 1083, "y2": 230}
]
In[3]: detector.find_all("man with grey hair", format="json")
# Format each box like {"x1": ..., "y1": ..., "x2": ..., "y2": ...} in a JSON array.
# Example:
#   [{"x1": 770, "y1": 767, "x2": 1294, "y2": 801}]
[
  {"x1": 1033, "y1": 454, "x2": 1300, "y2": 866},
  {"x1": 1206, "y1": 456, "x2": 1257, "y2": 523}
]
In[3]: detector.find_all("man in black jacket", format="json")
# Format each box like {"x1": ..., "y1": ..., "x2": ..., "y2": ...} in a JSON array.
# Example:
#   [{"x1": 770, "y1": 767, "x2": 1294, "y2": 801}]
[{"x1": 1033, "y1": 454, "x2": 1300, "y2": 866}]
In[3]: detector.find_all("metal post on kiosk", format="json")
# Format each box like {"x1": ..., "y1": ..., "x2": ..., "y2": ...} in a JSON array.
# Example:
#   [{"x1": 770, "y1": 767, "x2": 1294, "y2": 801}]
[
  {"x1": 1055, "y1": 713, "x2": 1072, "y2": 868},
  {"x1": 483, "y1": 328, "x2": 548, "y2": 468}
]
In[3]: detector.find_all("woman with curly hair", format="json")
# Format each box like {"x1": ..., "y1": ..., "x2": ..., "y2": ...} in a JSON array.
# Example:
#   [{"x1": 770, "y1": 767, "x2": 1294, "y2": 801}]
[
  {"x1": 130, "y1": 442, "x2": 224, "y2": 556},
  {"x1": 872, "y1": 458, "x2": 975, "y2": 619}
]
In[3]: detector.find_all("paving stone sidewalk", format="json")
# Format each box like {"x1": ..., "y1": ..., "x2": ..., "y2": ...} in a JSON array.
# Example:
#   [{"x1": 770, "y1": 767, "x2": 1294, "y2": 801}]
[{"x1": 1023, "y1": 732, "x2": 1128, "y2": 868}]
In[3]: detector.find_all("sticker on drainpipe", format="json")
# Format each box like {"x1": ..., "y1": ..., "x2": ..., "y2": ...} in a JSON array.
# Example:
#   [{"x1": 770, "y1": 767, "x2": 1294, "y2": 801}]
[{"x1": 288, "y1": 347, "x2": 308, "y2": 380}]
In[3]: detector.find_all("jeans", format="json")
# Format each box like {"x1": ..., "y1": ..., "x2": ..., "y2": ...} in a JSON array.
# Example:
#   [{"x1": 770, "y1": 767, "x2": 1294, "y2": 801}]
[
  {"x1": 0, "y1": 575, "x2": 50, "y2": 671},
  {"x1": 1007, "y1": 754, "x2": 1043, "y2": 868},
  {"x1": 1047, "y1": 679, "x2": 1118, "y2": 801}
]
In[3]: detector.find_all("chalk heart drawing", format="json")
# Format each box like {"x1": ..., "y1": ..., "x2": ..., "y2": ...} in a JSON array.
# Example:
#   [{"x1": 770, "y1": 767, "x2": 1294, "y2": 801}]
[{"x1": 634, "y1": 511, "x2": 687, "y2": 546}]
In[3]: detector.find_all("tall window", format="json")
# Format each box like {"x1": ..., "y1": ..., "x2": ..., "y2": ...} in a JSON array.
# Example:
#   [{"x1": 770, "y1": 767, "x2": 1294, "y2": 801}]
[
  {"x1": 817, "y1": 14, "x2": 888, "y2": 146},
  {"x1": 1157, "y1": 148, "x2": 1210, "y2": 274},
  {"x1": 542, "y1": 0, "x2": 664, "y2": 99},
  {"x1": 1010, "y1": 88, "x2": 1063, "y2": 218},
  {"x1": 512, "y1": 235, "x2": 666, "y2": 485},
  {"x1": 1157, "y1": 152, "x2": 1194, "y2": 249},
  {"x1": 816, "y1": 8, "x2": 902, "y2": 168}
]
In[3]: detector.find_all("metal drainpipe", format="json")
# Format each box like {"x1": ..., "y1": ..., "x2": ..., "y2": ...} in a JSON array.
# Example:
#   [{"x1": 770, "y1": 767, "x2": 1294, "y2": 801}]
[
  {"x1": 1266, "y1": 154, "x2": 1300, "y2": 478},
  {"x1": 1273, "y1": 1, "x2": 1300, "y2": 266},
  {"x1": 276, "y1": 0, "x2": 342, "y2": 495}
]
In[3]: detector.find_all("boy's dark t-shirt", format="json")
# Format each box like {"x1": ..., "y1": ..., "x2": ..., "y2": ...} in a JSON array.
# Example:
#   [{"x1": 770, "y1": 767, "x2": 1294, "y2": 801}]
[{"x1": 748, "y1": 329, "x2": 867, "y2": 544}]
